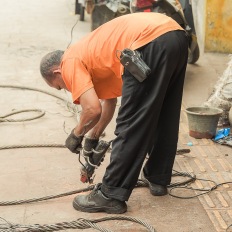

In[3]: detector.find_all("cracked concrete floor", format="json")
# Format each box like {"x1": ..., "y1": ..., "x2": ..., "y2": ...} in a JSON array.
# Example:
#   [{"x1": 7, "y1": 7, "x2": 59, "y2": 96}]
[{"x1": 0, "y1": 1, "x2": 231, "y2": 231}]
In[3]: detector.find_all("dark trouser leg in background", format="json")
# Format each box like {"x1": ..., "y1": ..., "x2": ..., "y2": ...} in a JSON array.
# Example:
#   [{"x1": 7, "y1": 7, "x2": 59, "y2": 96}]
[
  {"x1": 101, "y1": 30, "x2": 189, "y2": 202},
  {"x1": 143, "y1": 57, "x2": 187, "y2": 186}
]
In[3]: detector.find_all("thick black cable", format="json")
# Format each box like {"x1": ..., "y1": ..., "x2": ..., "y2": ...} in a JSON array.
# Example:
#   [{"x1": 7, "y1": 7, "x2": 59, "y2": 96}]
[
  {"x1": 169, "y1": 179, "x2": 232, "y2": 199},
  {"x1": 168, "y1": 169, "x2": 196, "y2": 187}
]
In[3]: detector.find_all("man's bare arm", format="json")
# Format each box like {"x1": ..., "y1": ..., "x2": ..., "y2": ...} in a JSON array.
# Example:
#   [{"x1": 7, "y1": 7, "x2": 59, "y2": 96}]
[
  {"x1": 73, "y1": 88, "x2": 102, "y2": 136},
  {"x1": 73, "y1": 87, "x2": 117, "y2": 138},
  {"x1": 87, "y1": 98, "x2": 117, "y2": 139}
]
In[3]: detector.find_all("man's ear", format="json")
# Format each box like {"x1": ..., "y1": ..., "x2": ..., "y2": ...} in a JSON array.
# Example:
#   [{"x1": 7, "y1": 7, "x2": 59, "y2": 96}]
[{"x1": 53, "y1": 67, "x2": 61, "y2": 74}]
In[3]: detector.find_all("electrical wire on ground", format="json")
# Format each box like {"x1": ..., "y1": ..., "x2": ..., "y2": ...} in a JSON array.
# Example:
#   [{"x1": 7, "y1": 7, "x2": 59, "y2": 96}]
[{"x1": 169, "y1": 178, "x2": 232, "y2": 199}]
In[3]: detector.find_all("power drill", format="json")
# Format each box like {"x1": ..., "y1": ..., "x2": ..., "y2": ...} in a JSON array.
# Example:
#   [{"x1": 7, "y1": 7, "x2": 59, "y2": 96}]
[{"x1": 80, "y1": 140, "x2": 111, "y2": 183}]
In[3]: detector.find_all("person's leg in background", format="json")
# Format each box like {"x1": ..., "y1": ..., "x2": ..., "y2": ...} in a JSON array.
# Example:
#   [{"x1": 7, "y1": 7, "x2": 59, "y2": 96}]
[{"x1": 143, "y1": 30, "x2": 189, "y2": 191}]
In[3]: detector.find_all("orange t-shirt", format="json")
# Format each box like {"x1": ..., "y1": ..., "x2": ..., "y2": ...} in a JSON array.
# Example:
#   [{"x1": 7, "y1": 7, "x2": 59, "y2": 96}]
[{"x1": 61, "y1": 12, "x2": 183, "y2": 104}]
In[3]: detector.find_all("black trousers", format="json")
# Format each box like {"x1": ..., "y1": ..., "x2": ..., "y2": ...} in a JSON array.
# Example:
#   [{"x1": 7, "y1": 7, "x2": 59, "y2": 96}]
[{"x1": 101, "y1": 30, "x2": 189, "y2": 201}]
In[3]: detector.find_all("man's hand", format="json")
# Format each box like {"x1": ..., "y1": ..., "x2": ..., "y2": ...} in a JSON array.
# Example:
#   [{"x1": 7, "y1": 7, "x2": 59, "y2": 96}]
[
  {"x1": 65, "y1": 129, "x2": 84, "y2": 153},
  {"x1": 83, "y1": 137, "x2": 99, "y2": 157}
]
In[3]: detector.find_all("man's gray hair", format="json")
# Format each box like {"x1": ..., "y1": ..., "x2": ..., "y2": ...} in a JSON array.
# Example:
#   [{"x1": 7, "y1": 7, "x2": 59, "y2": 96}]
[{"x1": 40, "y1": 50, "x2": 64, "y2": 80}]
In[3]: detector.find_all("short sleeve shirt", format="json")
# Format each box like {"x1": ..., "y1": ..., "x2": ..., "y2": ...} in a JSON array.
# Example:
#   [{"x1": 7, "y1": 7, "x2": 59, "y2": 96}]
[{"x1": 61, "y1": 12, "x2": 183, "y2": 104}]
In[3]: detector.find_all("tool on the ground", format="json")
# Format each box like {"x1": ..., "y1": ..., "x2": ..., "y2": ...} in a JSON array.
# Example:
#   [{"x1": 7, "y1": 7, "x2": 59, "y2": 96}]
[
  {"x1": 80, "y1": 140, "x2": 111, "y2": 183},
  {"x1": 176, "y1": 148, "x2": 191, "y2": 155}
]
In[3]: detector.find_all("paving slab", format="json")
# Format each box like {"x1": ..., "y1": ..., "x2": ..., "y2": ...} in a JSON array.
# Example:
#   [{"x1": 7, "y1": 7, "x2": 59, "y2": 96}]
[{"x1": 0, "y1": 1, "x2": 231, "y2": 232}]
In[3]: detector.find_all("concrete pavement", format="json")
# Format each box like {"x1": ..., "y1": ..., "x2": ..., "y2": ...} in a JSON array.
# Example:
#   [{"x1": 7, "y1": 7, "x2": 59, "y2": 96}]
[{"x1": 0, "y1": 1, "x2": 231, "y2": 231}]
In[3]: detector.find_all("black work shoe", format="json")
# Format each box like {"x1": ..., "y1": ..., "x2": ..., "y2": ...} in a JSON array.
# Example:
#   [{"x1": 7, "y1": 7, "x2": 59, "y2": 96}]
[
  {"x1": 141, "y1": 172, "x2": 168, "y2": 196},
  {"x1": 73, "y1": 184, "x2": 127, "y2": 214}
]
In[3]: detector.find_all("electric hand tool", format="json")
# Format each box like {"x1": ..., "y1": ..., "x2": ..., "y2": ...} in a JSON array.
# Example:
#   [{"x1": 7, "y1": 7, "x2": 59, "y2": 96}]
[{"x1": 80, "y1": 140, "x2": 111, "y2": 184}]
